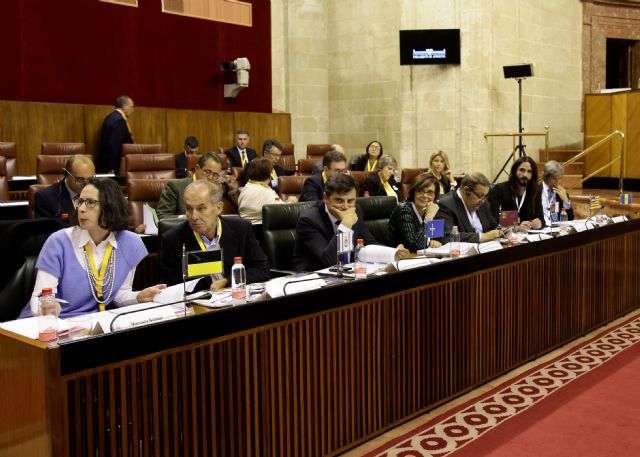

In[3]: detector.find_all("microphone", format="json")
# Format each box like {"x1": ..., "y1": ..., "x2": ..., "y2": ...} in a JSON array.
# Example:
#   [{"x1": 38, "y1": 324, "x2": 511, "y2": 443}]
[{"x1": 282, "y1": 277, "x2": 326, "y2": 296}]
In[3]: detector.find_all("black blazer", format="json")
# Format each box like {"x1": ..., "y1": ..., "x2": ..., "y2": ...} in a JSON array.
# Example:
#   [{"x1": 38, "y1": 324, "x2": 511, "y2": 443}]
[
  {"x1": 361, "y1": 173, "x2": 399, "y2": 197},
  {"x1": 489, "y1": 182, "x2": 543, "y2": 225},
  {"x1": 299, "y1": 173, "x2": 324, "y2": 202},
  {"x1": 98, "y1": 110, "x2": 133, "y2": 173},
  {"x1": 33, "y1": 180, "x2": 74, "y2": 220},
  {"x1": 534, "y1": 185, "x2": 574, "y2": 227},
  {"x1": 226, "y1": 147, "x2": 257, "y2": 168},
  {"x1": 175, "y1": 152, "x2": 188, "y2": 179},
  {"x1": 159, "y1": 217, "x2": 270, "y2": 287},
  {"x1": 435, "y1": 191, "x2": 498, "y2": 243},
  {"x1": 293, "y1": 201, "x2": 379, "y2": 273},
  {"x1": 350, "y1": 153, "x2": 384, "y2": 172}
]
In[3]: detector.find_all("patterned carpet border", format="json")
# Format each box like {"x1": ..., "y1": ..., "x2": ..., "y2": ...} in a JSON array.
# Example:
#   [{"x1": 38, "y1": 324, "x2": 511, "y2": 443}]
[{"x1": 367, "y1": 310, "x2": 640, "y2": 457}]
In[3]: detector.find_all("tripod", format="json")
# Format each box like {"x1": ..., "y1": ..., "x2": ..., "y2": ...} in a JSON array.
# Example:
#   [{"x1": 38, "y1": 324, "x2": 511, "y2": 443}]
[{"x1": 493, "y1": 77, "x2": 527, "y2": 183}]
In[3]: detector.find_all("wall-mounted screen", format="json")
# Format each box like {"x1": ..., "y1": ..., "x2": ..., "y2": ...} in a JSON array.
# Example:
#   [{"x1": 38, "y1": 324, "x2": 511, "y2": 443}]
[{"x1": 399, "y1": 29, "x2": 461, "y2": 65}]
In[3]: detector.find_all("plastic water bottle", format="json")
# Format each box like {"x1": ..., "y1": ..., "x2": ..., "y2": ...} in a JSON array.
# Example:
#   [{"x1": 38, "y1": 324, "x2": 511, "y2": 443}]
[
  {"x1": 450, "y1": 226, "x2": 461, "y2": 258},
  {"x1": 363, "y1": 191, "x2": 370, "y2": 197},
  {"x1": 231, "y1": 257, "x2": 247, "y2": 304},
  {"x1": 354, "y1": 238, "x2": 367, "y2": 279},
  {"x1": 559, "y1": 208, "x2": 569, "y2": 235},
  {"x1": 38, "y1": 288, "x2": 59, "y2": 342}
]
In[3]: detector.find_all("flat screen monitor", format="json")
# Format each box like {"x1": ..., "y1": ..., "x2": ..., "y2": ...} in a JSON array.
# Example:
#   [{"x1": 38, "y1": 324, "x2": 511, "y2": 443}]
[{"x1": 399, "y1": 29, "x2": 461, "y2": 65}]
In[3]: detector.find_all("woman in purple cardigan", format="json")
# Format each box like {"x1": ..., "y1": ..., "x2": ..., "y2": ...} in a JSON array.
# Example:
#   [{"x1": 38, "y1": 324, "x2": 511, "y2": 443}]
[{"x1": 21, "y1": 178, "x2": 165, "y2": 318}]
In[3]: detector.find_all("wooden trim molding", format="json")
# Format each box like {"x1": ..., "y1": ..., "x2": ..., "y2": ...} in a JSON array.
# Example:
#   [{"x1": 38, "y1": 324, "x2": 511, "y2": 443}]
[{"x1": 162, "y1": 0, "x2": 252, "y2": 27}]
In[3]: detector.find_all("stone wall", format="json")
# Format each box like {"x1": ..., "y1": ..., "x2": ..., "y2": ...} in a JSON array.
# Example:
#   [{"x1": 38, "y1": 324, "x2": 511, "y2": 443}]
[{"x1": 273, "y1": 0, "x2": 585, "y2": 178}]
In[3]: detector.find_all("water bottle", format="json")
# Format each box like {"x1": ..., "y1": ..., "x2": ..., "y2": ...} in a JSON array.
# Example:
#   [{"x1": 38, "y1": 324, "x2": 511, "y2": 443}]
[
  {"x1": 450, "y1": 226, "x2": 461, "y2": 258},
  {"x1": 38, "y1": 288, "x2": 59, "y2": 343},
  {"x1": 354, "y1": 238, "x2": 367, "y2": 279},
  {"x1": 559, "y1": 208, "x2": 569, "y2": 235},
  {"x1": 295, "y1": 162, "x2": 300, "y2": 176},
  {"x1": 363, "y1": 191, "x2": 370, "y2": 197},
  {"x1": 231, "y1": 257, "x2": 247, "y2": 304}
]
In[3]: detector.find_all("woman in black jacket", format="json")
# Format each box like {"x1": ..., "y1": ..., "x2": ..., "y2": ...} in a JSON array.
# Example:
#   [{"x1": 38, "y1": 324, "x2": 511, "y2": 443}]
[{"x1": 351, "y1": 140, "x2": 384, "y2": 172}]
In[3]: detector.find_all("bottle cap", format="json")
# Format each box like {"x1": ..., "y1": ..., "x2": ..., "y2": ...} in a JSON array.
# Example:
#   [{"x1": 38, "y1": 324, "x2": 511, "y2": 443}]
[
  {"x1": 234, "y1": 256, "x2": 242, "y2": 263},
  {"x1": 61, "y1": 213, "x2": 69, "y2": 219},
  {"x1": 357, "y1": 238, "x2": 364, "y2": 245},
  {"x1": 41, "y1": 288, "x2": 53, "y2": 295}
]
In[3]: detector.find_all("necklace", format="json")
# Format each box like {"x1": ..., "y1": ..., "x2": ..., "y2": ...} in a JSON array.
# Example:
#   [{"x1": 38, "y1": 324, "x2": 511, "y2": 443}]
[{"x1": 83, "y1": 244, "x2": 116, "y2": 310}]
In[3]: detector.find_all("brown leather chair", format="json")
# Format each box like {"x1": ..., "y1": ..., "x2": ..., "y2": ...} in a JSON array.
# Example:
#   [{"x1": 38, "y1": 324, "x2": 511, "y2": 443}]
[
  {"x1": 124, "y1": 154, "x2": 176, "y2": 187},
  {"x1": 277, "y1": 175, "x2": 307, "y2": 202},
  {"x1": 0, "y1": 142, "x2": 17, "y2": 178},
  {"x1": 218, "y1": 152, "x2": 229, "y2": 170},
  {"x1": 41, "y1": 143, "x2": 85, "y2": 156},
  {"x1": 399, "y1": 168, "x2": 428, "y2": 202},
  {"x1": 119, "y1": 144, "x2": 164, "y2": 176},
  {"x1": 350, "y1": 171, "x2": 370, "y2": 192},
  {"x1": 185, "y1": 153, "x2": 202, "y2": 176},
  {"x1": 127, "y1": 178, "x2": 168, "y2": 227},
  {"x1": 36, "y1": 155, "x2": 71, "y2": 184},
  {"x1": 0, "y1": 156, "x2": 10, "y2": 201},
  {"x1": 280, "y1": 143, "x2": 296, "y2": 173},
  {"x1": 231, "y1": 166, "x2": 244, "y2": 182},
  {"x1": 306, "y1": 144, "x2": 331, "y2": 158},
  {"x1": 27, "y1": 184, "x2": 50, "y2": 218},
  {"x1": 298, "y1": 157, "x2": 321, "y2": 176}
]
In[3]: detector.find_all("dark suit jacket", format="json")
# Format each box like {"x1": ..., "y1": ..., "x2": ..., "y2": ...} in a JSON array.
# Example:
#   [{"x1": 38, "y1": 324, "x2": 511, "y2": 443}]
[
  {"x1": 489, "y1": 182, "x2": 543, "y2": 225},
  {"x1": 293, "y1": 201, "x2": 379, "y2": 272},
  {"x1": 299, "y1": 173, "x2": 324, "y2": 202},
  {"x1": 175, "y1": 152, "x2": 188, "y2": 179},
  {"x1": 98, "y1": 110, "x2": 133, "y2": 173},
  {"x1": 350, "y1": 153, "x2": 384, "y2": 172},
  {"x1": 33, "y1": 180, "x2": 74, "y2": 220},
  {"x1": 226, "y1": 147, "x2": 257, "y2": 168},
  {"x1": 361, "y1": 174, "x2": 399, "y2": 197},
  {"x1": 534, "y1": 185, "x2": 574, "y2": 227},
  {"x1": 159, "y1": 217, "x2": 270, "y2": 287},
  {"x1": 435, "y1": 191, "x2": 498, "y2": 243}
]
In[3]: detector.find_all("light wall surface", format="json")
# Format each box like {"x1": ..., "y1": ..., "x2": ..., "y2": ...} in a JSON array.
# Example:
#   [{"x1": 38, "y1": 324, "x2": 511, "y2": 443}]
[{"x1": 273, "y1": 0, "x2": 584, "y2": 178}]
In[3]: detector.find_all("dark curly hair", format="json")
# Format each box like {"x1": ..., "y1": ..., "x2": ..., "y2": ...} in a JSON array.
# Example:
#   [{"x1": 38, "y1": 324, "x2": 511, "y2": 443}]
[{"x1": 70, "y1": 178, "x2": 129, "y2": 231}]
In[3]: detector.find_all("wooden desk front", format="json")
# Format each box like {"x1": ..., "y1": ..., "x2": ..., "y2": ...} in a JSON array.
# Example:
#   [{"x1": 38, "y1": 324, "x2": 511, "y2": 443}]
[{"x1": 1, "y1": 220, "x2": 640, "y2": 456}]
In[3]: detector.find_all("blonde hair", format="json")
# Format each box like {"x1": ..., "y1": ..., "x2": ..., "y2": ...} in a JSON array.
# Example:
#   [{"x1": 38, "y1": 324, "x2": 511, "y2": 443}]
[{"x1": 429, "y1": 151, "x2": 451, "y2": 172}]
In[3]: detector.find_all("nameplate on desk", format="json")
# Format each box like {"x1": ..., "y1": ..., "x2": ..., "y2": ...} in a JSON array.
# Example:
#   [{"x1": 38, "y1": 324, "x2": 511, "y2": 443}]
[
  {"x1": 9, "y1": 175, "x2": 36, "y2": 181},
  {"x1": 111, "y1": 307, "x2": 176, "y2": 331},
  {"x1": 0, "y1": 200, "x2": 28, "y2": 207}
]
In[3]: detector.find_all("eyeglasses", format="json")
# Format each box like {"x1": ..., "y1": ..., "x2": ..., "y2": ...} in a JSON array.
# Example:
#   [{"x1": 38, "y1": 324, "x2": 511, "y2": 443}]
[
  {"x1": 416, "y1": 189, "x2": 436, "y2": 197},
  {"x1": 202, "y1": 169, "x2": 221, "y2": 180},
  {"x1": 369, "y1": 144, "x2": 381, "y2": 149},
  {"x1": 64, "y1": 169, "x2": 94, "y2": 186},
  {"x1": 331, "y1": 168, "x2": 349, "y2": 174},
  {"x1": 74, "y1": 197, "x2": 100, "y2": 209},
  {"x1": 468, "y1": 188, "x2": 488, "y2": 201}
]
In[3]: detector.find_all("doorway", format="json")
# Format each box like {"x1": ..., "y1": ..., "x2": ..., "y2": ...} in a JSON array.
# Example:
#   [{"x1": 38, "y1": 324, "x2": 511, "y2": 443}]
[{"x1": 606, "y1": 38, "x2": 640, "y2": 89}]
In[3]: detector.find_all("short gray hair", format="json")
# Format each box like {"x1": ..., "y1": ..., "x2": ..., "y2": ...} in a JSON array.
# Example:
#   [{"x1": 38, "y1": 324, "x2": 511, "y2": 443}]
[
  {"x1": 543, "y1": 160, "x2": 564, "y2": 180},
  {"x1": 184, "y1": 180, "x2": 224, "y2": 205},
  {"x1": 460, "y1": 172, "x2": 490, "y2": 189},
  {"x1": 377, "y1": 155, "x2": 397, "y2": 170}
]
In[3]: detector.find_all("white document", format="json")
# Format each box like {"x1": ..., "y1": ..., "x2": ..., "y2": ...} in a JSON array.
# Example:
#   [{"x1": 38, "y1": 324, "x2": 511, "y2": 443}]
[
  {"x1": 266, "y1": 274, "x2": 326, "y2": 298},
  {"x1": 612, "y1": 215, "x2": 628, "y2": 223},
  {"x1": 395, "y1": 257, "x2": 434, "y2": 271},
  {"x1": 143, "y1": 203, "x2": 159, "y2": 235},
  {"x1": 191, "y1": 290, "x2": 233, "y2": 308},
  {"x1": 478, "y1": 241, "x2": 503, "y2": 253},
  {"x1": 153, "y1": 279, "x2": 201, "y2": 304},
  {"x1": 420, "y1": 242, "x2": 478, "y2": 257},
  {"x1": 358, "y1": 245, "x2": 397, "y2": 264}
]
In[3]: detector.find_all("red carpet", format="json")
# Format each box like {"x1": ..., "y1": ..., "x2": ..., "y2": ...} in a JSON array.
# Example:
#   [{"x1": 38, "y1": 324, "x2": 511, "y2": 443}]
[{"x1": 364, "y1": 311, "x2": 640, "y2": 457}]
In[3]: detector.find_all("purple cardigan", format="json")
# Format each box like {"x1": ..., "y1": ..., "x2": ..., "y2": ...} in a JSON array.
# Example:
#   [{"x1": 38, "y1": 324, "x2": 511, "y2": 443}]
[{"x1": 20, "y1": 229, "x2": 147, "y2": 318}]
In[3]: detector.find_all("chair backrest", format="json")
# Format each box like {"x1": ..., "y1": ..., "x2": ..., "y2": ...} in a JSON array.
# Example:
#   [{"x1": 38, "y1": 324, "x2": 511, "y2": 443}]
[
  {"x1": 125, "y1": 154, "x2": 176, "y2": 184},
  {"x1": 0, "y1": 156, "x2": 9, "y2": 201},
  {"x1": 120, "y1": 143, "x2": 164, "y2": 176},
  {"x1": 298, "y1": 157, "x2": 321, "y2": 176},
  {"x1": 277, "y1": 175, "x2": 307, "y2": 201},
  {"x1": 262, "y1": 201, "x2": 315, "y2": 273},
  {"x1": 280, "y1": 143, "x2": 296, "y2": 173},
  {"x1": 399, "y1": 168, "x2": 428, "y2": 202},
  {"x1": 231, "y1": 166, "x2": 244, "y2": 182},
  {"x1": 127, "y1": 178, "x2": 169, "y2": 227},
  {"x1": 218, "y1": 153, "x2": 229, "y2": 170},
  {"x1": 350, "y1": 171, "x2": 370, "y2": 192},
  {"x1": 357, "y1": 196, "x2": 397, "y2": 247},
  {"x1": 41, "y1": 142, "x2": 85, "y2": 156},
  {"x1": 306, "y1": 144, "x2": 331, "y2": 158},
  {"x1": 36, "y1": 154, "x2": 71, "y2": 184},
  {"x1": 185, "y1": 153, "x2": 202, "y2": 176},
  {"x1": 27, "y1": 184, "x2": 50, "y2": 218},
  {"x1": 0, "y1": 142, "x2": 17, "y2": 178}
]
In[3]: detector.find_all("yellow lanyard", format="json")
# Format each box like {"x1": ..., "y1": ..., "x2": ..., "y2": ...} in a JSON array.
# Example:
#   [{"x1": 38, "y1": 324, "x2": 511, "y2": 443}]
[
  {"x1": 121, "y1": 111, "x2": 134, "y2": 140},
  {"x1": 367, "y1": 159, "x2": 378, "y2": 172},
  {"x1": 382, "y1": 179, "x2": 397, "y2": 198},
  {"x1": 193, "y1": 218, "x2": 222, "y2": 251},
  {"x1": 192, "y1": 174, "x2": 197, "y2": 182},
  {"x1": 248, "y1": 179, "x2": 267, "y2": 187},
  {"x1": 271, "y1": 169, "x2": 277, "y2": 180},
  {"x1": 322, "y1": 171, "x2": 327, "y2": 184},
  {"x1": 84, "y1": 243, "x2": 113, "y2": 311}
]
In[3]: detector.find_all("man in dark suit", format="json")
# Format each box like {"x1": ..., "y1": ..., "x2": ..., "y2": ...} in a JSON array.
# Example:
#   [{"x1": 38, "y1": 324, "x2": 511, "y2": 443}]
[
  {"x1": 293, "y1": 174, "x2": 409, "y2": 272},
  {"x1": 159, "y1": 180, "x2": 270, "y2": 288},
  {"x1": 98, "y1": 95, "x2": 135, "y2": 174},
  {"x1": 489, "y1": 156, "x2": 543, "y2": 231},
  {"x1": 156, "y1": 152, "x2": 239, "y2": 220},
  {"x1": 226, "y1": 129, "x2": 257, "y2": 168},
  {"x1": 33, "y1": 154, "x2": 95, "y2": 220},
  {"x1": 535, "y1": 160, "x2": 574, "y2": 226},
  {"x1": 175, "y1": 136, "x2": 199, "y2": 179},
  {"x1": 299, "y1": 149, "x2": 349, "y2": 202},
  {"x1": 435, "y1": 172, "x2": 501, "y2": 243}
]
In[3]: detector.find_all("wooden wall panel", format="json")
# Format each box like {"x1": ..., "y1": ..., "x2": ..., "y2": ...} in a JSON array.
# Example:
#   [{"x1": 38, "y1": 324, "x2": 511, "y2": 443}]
[
  {"x1": 233, "y1": 112, "x2": 292, "y2": 157},
  {"x1": 165, "y1": 109, "x2": 235, "y2": 156},
  {"x1": 83, "y1": 104, "x2": 113, "y2": 159},
  {"x1": 0, "y1": 101, "x2": 84, "y2": 174},
  {"x1": 130, "y1": 107, "x2": 167, "y2": 149},
  {"x1": 584, "y1": 94, "x2": 612, "y2": 178},
  {"x1": 625, "y1": 92, "x2": 640, "y2": 178}
]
